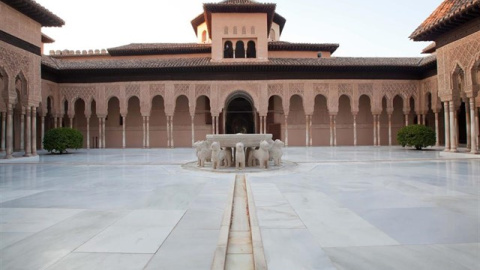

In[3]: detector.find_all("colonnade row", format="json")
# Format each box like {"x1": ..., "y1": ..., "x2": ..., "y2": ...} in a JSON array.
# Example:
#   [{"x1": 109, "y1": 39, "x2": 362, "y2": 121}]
[
  {"x1": 0, "y1": 106, "x2": 38, "y2": 159},
  {"x1": 443, "y1": 98, "x2": 479, "y2": 154}
]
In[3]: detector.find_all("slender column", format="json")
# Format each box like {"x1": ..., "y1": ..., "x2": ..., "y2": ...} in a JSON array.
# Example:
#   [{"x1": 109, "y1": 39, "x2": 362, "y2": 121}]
[
  {"x1": 449, "y1": 101, "x2": 457, "y2": 152},
  {"x1": 476, "y1": 107, "x2": 479, "y2": 152},
  {"x1": 142, "y1": 116, "x2": 146, "y2": 148},
  {"x1": 444, "y1": 102, "x2": 450, "y2": 151},
  {"x1": 20, "y1": 113, "x2": 25, "y2": 150},
  {"x1": 98, "y1": 116, "x2": 103, "y2": 149},
  {"x1": 24, "y1": 108, "x2": 31, "y2": 157},
  {"x1": 41, "y1": 116, "x2": 45, "y2": 150},
  {"x1": 404, "y1": 113, "x2": 409, "y2": 126},
  {"x1": 377, "y1": 115, "x2": 382, "y2": 146},
  {"x1": 211, "y1": 116, "x2": 215, "y2": 134},
  {"x1": 122, "y1": 115, "x2": 126, "y2": 149},
  {"x1": 86, "y1": 117, "x2": 90, "y2": 149},
  {"x1": 1, "y1": 112, "x2": 5, "y2": 151},
  {"x1": 388, "y1": 114, "x2": 392, "y2": 146},
  {"x1": 102, "y1": 117, "x2": 106, "y2": 148},
  {"x1": 146, "y1": 116, "x2": 150, "y2": 149},
  {"x1": 353, "y1": 114, "x2": 357, "y2": 146},
  {"x1": 31, "y1": 107, "x2": 37, "y2": 156},
  {"x1": 417, "y1": 114, "x2": 421, "y2": 125},
  {"x1": 470, "y1": 98, "x2": 478, "y2": 154},
  {"x1": 454, "y1": 109, "x2": 459, "y2": 148},
  {"x1": 69, "y1": 117, "x2": 73, "y2": 128},
  {"x1": 333, "y1": 115, "x2": 337, "y2": 146},
  {"x1": 6, "y1": 105, "x2": 13, "y2": 159},
  {"x1": 329, "y1": 115, "x2": 333, "y2": 146},
  {"x1": 54, "y1": 116, "x2": 58, "y2": 128},
  {"x1": 191, "y1": 116, "x2": 195, "y2": 146},
  {"x1": 309, "y1": 115, "x2": 313, "y2": 146},
  {"x1": 265, "y1": 116, "x2": 268, "y2": 134},
  {"x1": 305, "y1": 115, "x2": 309, "y2": 146},
  {"x1": 171, "y1": 116, "x2": 175, "y2": 148},
  {"x1": 466, "y1": 101, "x2": 471, "y2": 150},
  {"x1": 422, "y1": 114, "x2": 426, "y2": 125},
  {"x1": 215, "y1": 116, "x2": 219, "y2": 135},
  {"x1": 435, "y1": 112, "x2": 440, "y2": 147},
  {"x1": 284, "y1": 115, "x2": 289, "y2": 146},
  {"x1": 167, "y1": 116, "x2": 171, "y2": 148},
  {"x1": 373, "y1": 115, "x2": 377, "y2": 146},
  {"x1": 259, "y1": 116, "x2": 263, "y2": 134}
]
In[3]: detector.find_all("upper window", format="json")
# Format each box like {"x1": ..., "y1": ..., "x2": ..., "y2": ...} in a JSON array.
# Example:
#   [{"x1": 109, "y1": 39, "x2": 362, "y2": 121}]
[
  {"x1": 224, "y1": 26, "x2": 229, "y2": 35},
  {"x1": 233, "y1": 26, "x2": 238, "y2": 35},
  {"x1": 235, "y1": 41, "x2": 245, "y2": 58},
  {"x1": 251, "y1": 26, "x2": 255, "y2": 35},
  {"x1": 247, "y1": 41, "x2": 256, "y2": 58}
]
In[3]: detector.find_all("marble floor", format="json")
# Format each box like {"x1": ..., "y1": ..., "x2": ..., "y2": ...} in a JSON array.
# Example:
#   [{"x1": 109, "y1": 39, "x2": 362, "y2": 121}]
[{"x1": 0, "y1": 147, "x2": 478, "y2": 270}]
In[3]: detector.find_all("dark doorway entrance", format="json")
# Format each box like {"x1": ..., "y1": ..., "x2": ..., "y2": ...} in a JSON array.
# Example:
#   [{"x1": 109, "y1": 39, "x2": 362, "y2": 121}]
[{"x1": 225, "y1": 93, "x2": 255, "y2": 134}]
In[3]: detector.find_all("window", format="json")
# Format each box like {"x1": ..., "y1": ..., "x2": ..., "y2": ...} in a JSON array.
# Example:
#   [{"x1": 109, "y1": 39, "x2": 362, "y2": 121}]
[
  {"x1": 251, "y1": 26, "x2": 255, "y2": 35},
  {"x1": 247, "y1": 41, "x2": 256, "y2": 58},
  {"x1": 235, "y1": 41, "x2": 245, "y2": 58},
  {"x1": 242, "y1": 26, "x2": 246, "y2": 35},
  {"x1": 233, "y1": 26, "x2": 237, "y2": 35},
  {"x1": 224, "y1": 41, "x2": 233, "y2": 58},
  {"x1": 201, "y1": 30, "x2": 207, "y2": 43},
  {"x1": 317, "y1": 52, "x2": 322, "y2": 58},
  {"x1": 224, "y1": 26, "x2": 229, "y2": 35}
]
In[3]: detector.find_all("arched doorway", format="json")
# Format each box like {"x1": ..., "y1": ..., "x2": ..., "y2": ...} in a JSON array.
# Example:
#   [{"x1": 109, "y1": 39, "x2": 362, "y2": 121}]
[{"x1": 225, "y1": 92, "x2": 255, "y2": 134}]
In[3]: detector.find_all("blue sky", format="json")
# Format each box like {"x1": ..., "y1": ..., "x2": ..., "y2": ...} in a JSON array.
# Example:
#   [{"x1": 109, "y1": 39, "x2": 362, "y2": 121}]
[{"x1": 37, "y1": 0, "x2": 442, "y2": 57}]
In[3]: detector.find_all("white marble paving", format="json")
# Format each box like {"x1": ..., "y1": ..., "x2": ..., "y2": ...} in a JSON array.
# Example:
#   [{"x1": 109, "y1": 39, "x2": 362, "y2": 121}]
[{"x1": 0, "y1": 147, "x2": 478, "y2": 269}]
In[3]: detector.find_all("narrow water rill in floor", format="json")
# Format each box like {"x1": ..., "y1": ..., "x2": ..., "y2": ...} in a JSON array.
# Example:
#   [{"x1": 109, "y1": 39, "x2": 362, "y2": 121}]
[{"x1": 212, "y1": 174, "x2": 266, "y2": 270}]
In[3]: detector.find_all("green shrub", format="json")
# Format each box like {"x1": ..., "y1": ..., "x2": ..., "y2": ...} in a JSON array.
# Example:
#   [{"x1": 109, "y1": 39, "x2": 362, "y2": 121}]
[
  {"x1": 397, "y1": 125, "x2": 436, "y2": 150},
  {"x1": 43, "y1": 128, "x2": 83, "y2": 154}
]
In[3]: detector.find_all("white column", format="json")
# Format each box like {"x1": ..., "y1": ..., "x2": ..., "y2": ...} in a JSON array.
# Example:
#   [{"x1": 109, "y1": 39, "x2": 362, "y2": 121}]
[
  {"x1": 69, "y1": 117, "x2": 73, "y2": 128},
  {"x1": 466, "y1": 101, "x2": 471, "y2": 150},
  {"x1": 146, "y1": 116, "x2": 150, "y2": 148},
  {"x1": 1, "y1": 112, "x2": 5, "y2": 151},
  {"x1": 434, "y1": 112, "x2": 440, "y2": 147},
  {"x1": 86, "y1": 117, "x2": 90, "y2": 149},
  {"x1": 102, "y1": 117, "x2": 106, "y2": 148},
  {"x1": 6, "y1": 105, "x2": 13, "y2": 159},
  {"x1": 284, "y1": 115, "x2": 289, "y2": 146},
  {"x1": 24, "y1": 108, "x2": 31, "y2": 157},
  {"x1": 122, "y1": 115, "x2": 126, "y2": 149},
  {"x1": 353, "y1": 114, "x2": 357, "y2": 146},
  {"x1": 98, "y1": 117, "x2": 102, "y2": 149},
  {"x1": 20, "y1": 112, "x2": 25, "y2": 150},
  {"x1": 444, "y1": 102, "x2": 450, "y2": 151},
  {"x1": 449, "y1": 101, "x2": 457, "y2": 152},
  {"x1": 171, "y1": 116, "x2": 175, "y2": 148},
  {"x1": 417, "y1": 114, "x2": 421, "y2": 125},
  {"x1": 41, "y1": 116, "x2": 45, "y2": 150},
  {"x1": 191, "y1": 116, "x2": 195, "y2": 146},
  {"x1": 329, "y1": 115, "x2": 333, "y2": 146},
  {"x1": 470, "y1": 98, "x2": 478, "y2": 154},
  {"x1": 405, "y1": 113, "x2": 409, "y2": 126},
  {"x1": 31, "y1": 107, "x2": 37, "y2": 156},
  {"x1": 388, "y1": 114, "x2": 392, "y2": 146},
  {"x1": 422, "y1": 114, "x2": 426, "y2": 125},
  {"x1": 377, "y1": 115, "x2": 381, "y2": 146},
  {"x1": 54, "y1": 116, "x2": 58, "y2": 128},
  {"x1": 373, "y1": 115, "x2": 377, "y2": 146},
  {"x1": 305, "y1": 115, "x2": 309, "y2": 146},
  {"x1": 167, "y1": 116, "x2": 171, "y2": 148},
  {"x1": 211, "y1": 116, "x2": 215, "y2": 134},
  {"x1": 333, "y1": 115, "x2": 337, "y2": 146},
  {"x1": 215, "y1": 116, "x2": 219, "y2": 135},
  {"x1": 309, "y1": 115, "x2": 313, "y2": 146},
  {"x1": 142, "y1": 116, "x2": 146, "y2": 148}
]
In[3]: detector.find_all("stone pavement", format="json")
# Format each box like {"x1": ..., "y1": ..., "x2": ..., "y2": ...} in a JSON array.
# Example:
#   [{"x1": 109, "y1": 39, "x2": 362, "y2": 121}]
[{"x1": 0, "y1": 147, "x2": 478, "y2": 270}]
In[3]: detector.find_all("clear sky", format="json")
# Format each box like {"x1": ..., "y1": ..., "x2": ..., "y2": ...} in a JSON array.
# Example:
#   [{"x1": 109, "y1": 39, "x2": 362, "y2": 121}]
[{"x1": 36, "y1": 0, "x2": 443, "y2": 57}]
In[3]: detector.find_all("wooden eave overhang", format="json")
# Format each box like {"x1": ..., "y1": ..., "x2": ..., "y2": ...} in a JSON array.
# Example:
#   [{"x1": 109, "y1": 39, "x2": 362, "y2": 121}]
[
  {"x1": 1, "y1": 0, "x2": 64, "y2": 27},
  {"x1": 410, "y1": 0, "x2": 480, "y2": 41},
  {"x1": 203, "y1": 2, "x2": 277, "y2": 38}
]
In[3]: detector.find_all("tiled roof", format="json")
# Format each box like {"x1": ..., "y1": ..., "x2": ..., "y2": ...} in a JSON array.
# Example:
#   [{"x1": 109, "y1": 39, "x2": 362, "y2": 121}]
[
  {"x1": 1, "y1": 0, "x2": 64, "y2": 27},
  {"x1": 269, "y1": 42, "x2": 339, "y2": 53},
  {"x1": 410, "y1": 0, "x2": 480, "y2": 41},
  {"x1": 422, "y1": 42, "x2": 437, "y2": 54},
  {"x1": 108, "y1": 43, "x2": 211, "y2": 56},
  {"x1": 106, "y1": 42, "x2": 339, "y2": 56},
  {"x1": 42, "y1": 56, "x2": 437, "y2": 71}
]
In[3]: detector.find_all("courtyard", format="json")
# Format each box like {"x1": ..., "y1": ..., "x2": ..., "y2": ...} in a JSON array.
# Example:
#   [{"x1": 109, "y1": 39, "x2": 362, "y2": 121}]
[{"x1": 0, "y1": 146, "x2": 479, "y2": 270}]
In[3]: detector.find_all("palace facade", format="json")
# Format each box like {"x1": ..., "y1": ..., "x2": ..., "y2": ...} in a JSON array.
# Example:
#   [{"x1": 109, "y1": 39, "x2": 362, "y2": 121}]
[{"x1": 1, "y1": 0, "x2": 479, "y2": 158}]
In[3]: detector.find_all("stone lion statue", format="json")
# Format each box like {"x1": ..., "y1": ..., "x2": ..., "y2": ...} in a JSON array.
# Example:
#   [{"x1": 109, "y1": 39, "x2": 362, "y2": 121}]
[
  {"x1": 211, "y1": 142, "x2": 226, "y2": 170},
  {"x1": 193, "y1": 140, "x2": 211, "y2": 167},
  {"x1": 235, "y1": 142, "x2": 246, "y2": 170},
  {"x1": 254, "y1": 140, "x2": 270, "y2": 169},
  {"x1": 270, "y1": 139, "x2": 284, "y2": 166}
]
